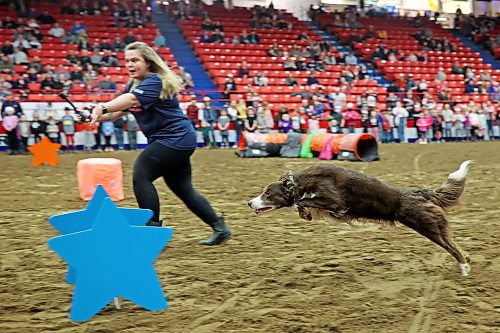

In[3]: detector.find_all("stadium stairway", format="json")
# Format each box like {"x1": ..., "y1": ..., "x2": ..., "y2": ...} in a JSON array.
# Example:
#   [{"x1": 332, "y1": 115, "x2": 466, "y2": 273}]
[
  {"x1": 154, "y1": 12, "x2": 223, "y2": 101},
  {"x1": 305, "y1": 21, "x2": 391, "y2": 87},
  {"x1": 451, "y1": 29, "x2": 500, "y2": 70}
]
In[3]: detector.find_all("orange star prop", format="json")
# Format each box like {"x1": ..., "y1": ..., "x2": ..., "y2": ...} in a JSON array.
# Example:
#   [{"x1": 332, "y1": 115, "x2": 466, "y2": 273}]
[{"x1": 27, "y1": 137, "x2": 62, "y2": 166}]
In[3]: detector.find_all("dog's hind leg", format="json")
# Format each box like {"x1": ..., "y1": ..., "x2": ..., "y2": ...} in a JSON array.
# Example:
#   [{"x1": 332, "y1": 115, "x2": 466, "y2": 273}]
[{"x1": 399, "y1": 202, "x2": 470, "y2": 276}]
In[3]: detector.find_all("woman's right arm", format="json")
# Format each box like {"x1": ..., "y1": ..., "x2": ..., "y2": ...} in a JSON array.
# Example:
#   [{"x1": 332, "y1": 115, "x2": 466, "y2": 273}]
[{"x1": 98, "y1": 111, "x2": 128, "y2": 122}]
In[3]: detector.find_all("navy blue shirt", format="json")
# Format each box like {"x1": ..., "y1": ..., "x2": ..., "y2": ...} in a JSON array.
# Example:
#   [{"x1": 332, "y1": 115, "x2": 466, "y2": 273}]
[{"x1": 129, "y1": 74, "x2": 197, "y2": 150}]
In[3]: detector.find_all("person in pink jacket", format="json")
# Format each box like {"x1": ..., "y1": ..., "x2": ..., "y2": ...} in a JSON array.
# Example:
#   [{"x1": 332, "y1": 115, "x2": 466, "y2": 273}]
[
  {"x1": 416, "y1": 110, "x2": 432, "y2": 144},
  {"x1": 2, "y1": 106, "x2": 20, "y2": 155},
  {"x1": 343, "y1": 103, "x2": 361, "y2": 133}
]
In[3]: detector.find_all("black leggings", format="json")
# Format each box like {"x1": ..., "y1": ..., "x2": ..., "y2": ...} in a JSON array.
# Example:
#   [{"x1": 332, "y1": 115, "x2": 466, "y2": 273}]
[{"x1": 133, "y1": 141, "x2": 219, "y2": 225}]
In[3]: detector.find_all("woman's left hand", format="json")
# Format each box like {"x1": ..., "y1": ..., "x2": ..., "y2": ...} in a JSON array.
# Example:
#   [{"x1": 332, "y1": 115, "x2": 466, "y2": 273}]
[{"x1": 90, "y1": 104, "x2": 104, "y2": 126}]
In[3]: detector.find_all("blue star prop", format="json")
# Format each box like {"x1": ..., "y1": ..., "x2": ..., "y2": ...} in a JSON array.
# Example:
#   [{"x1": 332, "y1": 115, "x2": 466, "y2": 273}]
[
  {"x1": 49, "y1": 185, "x2": 153, "y2": 283},
  {"x1": 48, "y1": 198, "x2": 173, "y2": 322}
]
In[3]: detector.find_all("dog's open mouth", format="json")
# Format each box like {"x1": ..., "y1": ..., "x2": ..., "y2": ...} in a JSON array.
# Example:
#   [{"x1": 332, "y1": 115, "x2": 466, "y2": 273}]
[{"x1": 255, "y1": 207, "x2": 274, "y2": 215}]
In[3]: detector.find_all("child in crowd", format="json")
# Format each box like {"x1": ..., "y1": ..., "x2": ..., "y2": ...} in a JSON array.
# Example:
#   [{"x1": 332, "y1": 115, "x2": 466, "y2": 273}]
[
  {"x1": 81, "y1": 122, "x2": 95, "y2": 153},
  {"x1": 45, "y1": 115, "x2": 60, "y2": 143},
  {"x1": 18, "y1": 114, "x2": 30, "y2": 153},
  {"x1": 256, "y1": 107, "x2": 270, "y2": 133},
  {"x1": 308, "y1": 114, "x2": 320, "y2": 133},
  {"x1": 100, "y1": 121, "x2": 115, "y2": 151},
  {"x1": 416, "y1": 112, "x2": 432, "y2": 144},
  {"x1": 329, "y1": 118, "x2": 342, "y2": 134},
  {"x1": 217, "y1": 109, "x2": 231, "y2": 148},
  {"x1": 61, "y1": 107, "x2": 76, "y2": 152},
  {"x1": 126, "y1": 112, "x2": 139, "y2": 150},
  {"x1": 278, "y1": 113, "x2": 292, "y2": 133},
  {"x1": 369, "y1": 110, "x2": 379, "y2": 141},
  {"x1": 290, "y1": 110, "x2": 302, "y2": 133},
  {"x1": 244, "y1": 107, "x2": 257, "y2": 133},
  {"x1": 29, "y1": 112, "x2": 46, "y2": 143},
  {"x1": 199, "y1": 120, "x2": 212, "y2": 148}
]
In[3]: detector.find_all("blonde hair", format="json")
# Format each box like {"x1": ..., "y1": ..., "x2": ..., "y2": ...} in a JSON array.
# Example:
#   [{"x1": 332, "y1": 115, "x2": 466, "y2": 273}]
[{"x1": 125, "y1": 42, "x2": 183, "y2": 99}]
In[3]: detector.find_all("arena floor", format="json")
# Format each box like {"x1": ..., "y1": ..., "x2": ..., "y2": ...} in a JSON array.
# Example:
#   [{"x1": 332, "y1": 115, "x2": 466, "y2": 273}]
[{"x1": 1, "y1": 142, "x2": 499, "y2": 333}]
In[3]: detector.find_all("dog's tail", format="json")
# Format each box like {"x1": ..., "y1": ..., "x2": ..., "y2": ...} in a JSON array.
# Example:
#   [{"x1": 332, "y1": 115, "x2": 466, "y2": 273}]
[{"x1": 432, "y1": 160, "x2": 474, "y2": 209}]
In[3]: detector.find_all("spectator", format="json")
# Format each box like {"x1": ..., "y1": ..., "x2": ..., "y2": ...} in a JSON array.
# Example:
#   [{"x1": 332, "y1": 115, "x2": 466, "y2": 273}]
[
  {"x1": 210, "y1": 29, "x2": 224, "y2": 43},
  {"x1": 1, "y1": 40, "x2": 14, "y2": 56},
  {"x1": 200, "y1": 30, "x2": 211, "y2": 43},
  {"x1": 3, "y1": 17, "x2": 18, "y2": 29},
  {"x1": 70, "y1": 65, "x2": 85, "y2": 83},
  {"x1": 153, "y1": 31, "x2": 166, "y2": 47},
  {"x1": 266, "y1": 43, "x2": 281, "y2": 57},
  {"x1": 344, "y1": 53, "x2": 357, "y2": 65},
  {"x1": 48, "y1": 22, "x2": 65, "y2": 38},
  {"x1": 239, "y1": 30, "x2": 250, "y2": 44},
  {"x1": 286, "y1": 72, "x2": 298, "y2": 86},
  {"x1": 202, "y1": 96, "x2": 218, "y2": 146},
  {"x1": 75, "y1": 30, "x2": 90, "y2": 50},
  {"x1": 417, "y1": 79, "x2": 428, "y2": 94},
  {"x1": 278, "y1": 113, "x2": 292, "y2": 133},
  {"x1": 465, "y1": 78, "x2": 476, "y2": 93},
  {"x1": 253, "y1": 71, "x2": 268, "y2": 86},
  {"x1": 45, "y1": 114, "x2": 61, "y2": 143},
  {"x1": 392, "y1": 101, "x2": 409, "y2": 143},
  {"x1": 223, "y1": 74, "x2": 237, "y2": 98},
  {"x1": 99, "y1": 38, "x2": 113, "y2": 51},
  {"x1": 10, "y1": 47, "x2": 29, "y2": 65},
  {"x1": 244, "y1": 106, "x2": 258, "y2": 132},
  {"x1": 126, "y1": 112, "x2": 139, "y2": 150},
  {"x1": 298, "y1": 31, "x2": 312, "y2": 41},
  {"x1": 178, "y1": 66, "x2": 194, "y2": 89},
  {"x1": 61, "y1": 107, "x2": 76, "y2": 152},
  {"x1": 29, "y1": 112, "x2": 46, "y2": 143},
  {"x1": 70, "y1": 21, "x2": 88, "y2": 35},
  {"x1": 237, "y1": 61, "x2": 250, "y2": 78},
  {"x1": 0, "y1": 54, "x2": 14, "y2": 73},
  {"x1": 28, "y1": 35, "x2": 42, "y2": 49},
  {"x1": 28, "y1": 56, "x2": 43, "y2": 73},
  {"x1": 100, "y1": 75, "x2": 118, "y2": 91},
  {"x1": 435, "y1": 67, "x2": 446, "y2": 82},
  {"x1": 323, "y1": 52, "x2": 336, "y2": 65},
  {"x1": 101, "y1": 121, "x2": 115, "y2": 151},
  {"x1": 451, "y1": 61, "x2": 464, "y2": 75},
  {"x1": 123, "y1": 31, "x2": 136, "y2": 45},
  {"x1": 13, "y1": 35, "x2": 31, "y2": 52},
  {"x1": 111, "y1": 35, "x2": 125, "y2": 51},
  {"x1": 185, "y1": 97, "x2": 200, "y2": 129},
  {"x1": 102, "y1": 51, "x2": 120, "y2": 67},
  {"x1": 61, "y1": 30, "x2": 76, "y2": 44},
  {"x1": 343, "y1": 103, "x2": 360, "y2": 133},
  {"x1": 217, "y1": 109, "x2": 231, "y2": 148},
  {"x1": 306, "y1": 72, "x2": 320, "y2": 87},
  {"x1": 248, "y1": 31, "x2": 260, "y2": 44},
  {"x1": 406, "y1": 53, "x2": 418, "y2": 62},
  {"x1": 200, "y1": 18, "x2": 214, "y2": 31},
  {"x1": 2, "y1": 106, "x2": 20, "y2": 154},
  {"x1": 284, "y1": 57, "x2": 298, "y2": 71}
]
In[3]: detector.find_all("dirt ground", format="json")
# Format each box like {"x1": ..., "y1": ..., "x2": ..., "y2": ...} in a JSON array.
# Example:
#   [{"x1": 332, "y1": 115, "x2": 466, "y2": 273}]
[{"x1": 1, "y1": 142, "x2": 499, "y2": 333}]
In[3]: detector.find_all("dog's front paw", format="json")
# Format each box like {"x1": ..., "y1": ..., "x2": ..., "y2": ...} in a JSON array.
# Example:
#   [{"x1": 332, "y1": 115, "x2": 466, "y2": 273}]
[{"x1": 298, "y1": 208, "x2": 312, "y2": 221}]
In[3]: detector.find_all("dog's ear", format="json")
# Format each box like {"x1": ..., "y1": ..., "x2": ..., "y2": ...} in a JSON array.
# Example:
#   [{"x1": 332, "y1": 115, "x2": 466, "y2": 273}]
[
  {"x1": 279, "y1": 170, "x2": 296, "y2": 198},
  {"x1": 278, "y1": 170, "x2": 293, "y2": 183}
]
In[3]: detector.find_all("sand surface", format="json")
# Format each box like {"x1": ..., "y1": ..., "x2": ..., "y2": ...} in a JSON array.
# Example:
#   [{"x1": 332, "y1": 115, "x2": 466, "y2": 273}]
[{"x1": 1, "y1": 142, "x2": 499, "y2": 333}]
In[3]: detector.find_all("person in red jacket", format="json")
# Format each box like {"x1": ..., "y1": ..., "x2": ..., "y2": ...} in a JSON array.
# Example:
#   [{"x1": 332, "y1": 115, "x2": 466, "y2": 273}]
[{"x1": 185, "y1": 96, "x2": 199, "y2": 130}]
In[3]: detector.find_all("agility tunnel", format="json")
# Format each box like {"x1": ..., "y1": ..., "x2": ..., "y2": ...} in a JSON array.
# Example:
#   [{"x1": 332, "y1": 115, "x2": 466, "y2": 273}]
[{"x1": 236, "y1": 132, "x2": 379, "y2": 161}]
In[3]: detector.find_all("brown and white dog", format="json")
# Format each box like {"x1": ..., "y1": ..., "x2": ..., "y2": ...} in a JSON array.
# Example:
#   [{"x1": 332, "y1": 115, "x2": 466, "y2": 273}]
[{"x1": 248, "y1": 161, "x2": 474, "y2": 276}]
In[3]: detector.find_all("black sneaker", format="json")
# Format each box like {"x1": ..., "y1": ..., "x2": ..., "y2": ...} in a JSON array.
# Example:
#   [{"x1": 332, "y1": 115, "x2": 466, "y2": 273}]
[
  {"x1": 199, "y1": 216, "x2": 232, "y2": 246},
  {"x1": 146, "y1": 219, "x2": 163, "y2": 227}
]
